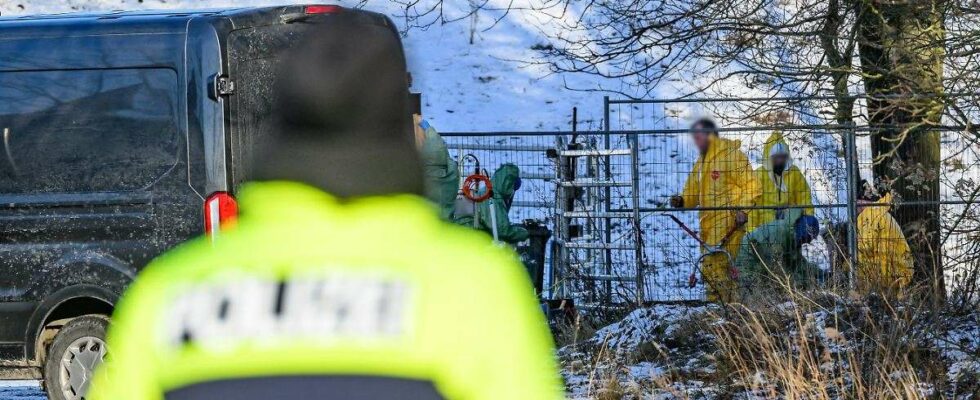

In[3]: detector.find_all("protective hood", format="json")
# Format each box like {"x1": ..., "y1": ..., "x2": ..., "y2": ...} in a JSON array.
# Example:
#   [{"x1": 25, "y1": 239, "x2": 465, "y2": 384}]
[
  {"x1": 881, "y1": 192, "x2": 894, "y2": 206},
  {"x1": 705, "y1": 136, "x2": 743, "y2": 160},
  {"x1": 762, "y1": 131, "x2": 793, "y2": 189},
  {"x1": 491, "y1": 163, "x2": 521, "y2": 211},
  {"x1": 418, "y1": 120, "x2": 460, "y2": 220}
]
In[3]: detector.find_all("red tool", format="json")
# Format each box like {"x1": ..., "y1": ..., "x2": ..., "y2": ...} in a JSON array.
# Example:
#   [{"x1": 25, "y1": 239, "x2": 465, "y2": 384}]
[{"x1": 664, "y1": 214, "x2": 741, "y2": 288}]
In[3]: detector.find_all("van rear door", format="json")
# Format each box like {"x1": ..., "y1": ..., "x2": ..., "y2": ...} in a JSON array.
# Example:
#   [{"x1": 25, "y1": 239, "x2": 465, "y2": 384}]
[
  {"x1": 225, "y1": 10, "x2": 405, "y2": 190},
  {"x1": 226, "y1": 23, "x2": 311, "y2": 190}
]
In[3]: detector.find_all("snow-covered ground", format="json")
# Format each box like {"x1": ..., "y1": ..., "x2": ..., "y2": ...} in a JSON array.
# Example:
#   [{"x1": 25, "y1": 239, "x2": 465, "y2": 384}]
[
  {"x1": 562, "y1": 299, "x2": 980, "y2": 399},
  {"x1": 0, "y1": 0, "x2": 632, "y2": 132},
  {"x1": 0, "y1": 381, "x2": 43, "y2": 399}
]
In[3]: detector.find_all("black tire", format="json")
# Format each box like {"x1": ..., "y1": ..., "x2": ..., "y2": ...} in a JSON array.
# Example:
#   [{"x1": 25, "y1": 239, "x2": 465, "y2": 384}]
[{"x1": 43, "y1": 315, "x2": 109, "y2": 400}]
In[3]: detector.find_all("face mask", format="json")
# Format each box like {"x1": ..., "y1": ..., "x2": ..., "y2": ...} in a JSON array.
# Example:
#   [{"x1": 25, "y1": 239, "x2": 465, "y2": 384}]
[
  {"x1": 513, "y1": 176, "x2": 522, "y2": 192},
  {"x1": 771, "y1": 150, "x2": 788, "y2": 175},
  {"x1": 773, "y1": 163, "x2": 786, "y2": 176}
]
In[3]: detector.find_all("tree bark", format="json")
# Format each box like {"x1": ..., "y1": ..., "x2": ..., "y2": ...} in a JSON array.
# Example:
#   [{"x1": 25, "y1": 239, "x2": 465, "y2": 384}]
[{"x1": 857, "y1": 0, "x2": 946, "y2": 302}]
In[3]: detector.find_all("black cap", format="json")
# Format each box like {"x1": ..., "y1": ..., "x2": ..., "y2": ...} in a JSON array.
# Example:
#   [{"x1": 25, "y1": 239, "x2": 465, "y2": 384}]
[{"x1": 253, "y1": 14, "x2": 424, "y2": 199}]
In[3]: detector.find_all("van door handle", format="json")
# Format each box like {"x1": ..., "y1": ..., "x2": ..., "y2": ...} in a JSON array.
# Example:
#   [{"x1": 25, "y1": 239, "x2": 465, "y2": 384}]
[{"x1": 208, "y1": 74, "x2": 235, "y2": 100}]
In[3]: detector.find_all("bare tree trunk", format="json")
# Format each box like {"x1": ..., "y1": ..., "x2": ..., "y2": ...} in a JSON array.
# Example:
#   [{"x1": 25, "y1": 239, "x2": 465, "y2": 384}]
[
  {"x1": 857, "y1": 0, "x2": 947, "y2": 302},
  {"x1": 822, "y1": 0, "x2": 857, "y2": 125}
]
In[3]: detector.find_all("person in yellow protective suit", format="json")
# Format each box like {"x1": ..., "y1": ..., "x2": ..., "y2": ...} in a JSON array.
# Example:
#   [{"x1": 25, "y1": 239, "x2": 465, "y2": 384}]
[
  {"x1": 856, "y1": 187, "x2": 914, "y2": 297},
  {"x1": 671, "y1": 119, "x2": 761, "y2": 302},
  {"x1": 89, "y1": 16, "x2": 562, "y2": 400},
  {"x1": 747, "y1": 132, "x2": 814, "y2": 232}
]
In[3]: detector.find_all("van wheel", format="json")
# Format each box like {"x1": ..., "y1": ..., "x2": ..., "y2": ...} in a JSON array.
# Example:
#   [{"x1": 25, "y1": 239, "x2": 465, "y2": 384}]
[{"x1": 43, "y1": 316, "x2": 109, "y2": 400}]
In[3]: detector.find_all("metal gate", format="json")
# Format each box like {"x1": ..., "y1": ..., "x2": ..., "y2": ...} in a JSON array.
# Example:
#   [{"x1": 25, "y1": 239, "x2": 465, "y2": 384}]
[{"x1": 442, "y1": 94, "x2": 980, "y2": 306}]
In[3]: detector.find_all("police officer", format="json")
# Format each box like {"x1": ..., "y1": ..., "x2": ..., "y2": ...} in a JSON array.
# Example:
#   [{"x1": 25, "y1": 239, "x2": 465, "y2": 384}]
[{"x1": 90, "y1": 15, "x2": 562, "y2": 400}]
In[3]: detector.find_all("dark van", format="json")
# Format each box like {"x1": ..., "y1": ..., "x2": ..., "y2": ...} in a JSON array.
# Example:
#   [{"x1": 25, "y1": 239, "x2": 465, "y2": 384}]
[{"x1": 0, "y1": 5, "x2": 406, "y2": 399}]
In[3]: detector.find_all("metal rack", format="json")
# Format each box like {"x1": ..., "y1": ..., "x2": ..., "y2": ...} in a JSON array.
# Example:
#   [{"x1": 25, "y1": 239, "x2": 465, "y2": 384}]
[{"x1": 552, "y1": 133, "x2": 645, "y2": 307}]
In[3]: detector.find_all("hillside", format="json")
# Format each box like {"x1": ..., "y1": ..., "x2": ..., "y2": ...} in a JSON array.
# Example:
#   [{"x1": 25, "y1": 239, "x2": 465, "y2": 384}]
[{"x1": 0, "y1": 0, "x2": 629, "y2": 132}]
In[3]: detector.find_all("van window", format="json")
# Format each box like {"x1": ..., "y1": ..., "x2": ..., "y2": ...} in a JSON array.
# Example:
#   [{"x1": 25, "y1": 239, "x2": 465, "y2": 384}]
[{"x1": 0, "y1": 68, "x2": 179, "y2": 194}]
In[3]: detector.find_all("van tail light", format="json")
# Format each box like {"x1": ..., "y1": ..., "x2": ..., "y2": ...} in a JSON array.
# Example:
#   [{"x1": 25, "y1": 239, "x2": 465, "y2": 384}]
[
  {"x1": 204, "y1": 192, "x2": 238, "y2": 239},
  {"x1": 306, "y1": 5, "x2": 344, "y2": 14},
  {"x1": 282, "y1": 5, "x2": 343, "y2": 23}
]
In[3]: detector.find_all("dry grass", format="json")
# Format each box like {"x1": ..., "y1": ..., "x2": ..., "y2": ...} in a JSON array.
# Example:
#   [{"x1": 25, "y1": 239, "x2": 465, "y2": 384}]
[
  {"x1": 554, "y1": 312, "x2": 601, "y2": 350},
  {"x1": 562, "y1": 281, "x2": 979, "y2": 399},
  {"x1": 707, "y1": 298, "x2": 926, "y2": 399}
]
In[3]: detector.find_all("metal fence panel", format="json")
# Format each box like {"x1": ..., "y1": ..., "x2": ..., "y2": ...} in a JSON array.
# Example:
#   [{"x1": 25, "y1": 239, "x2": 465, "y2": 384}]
[{"x1": 441, "y1": 95, "x2": 980, "y2": 305}]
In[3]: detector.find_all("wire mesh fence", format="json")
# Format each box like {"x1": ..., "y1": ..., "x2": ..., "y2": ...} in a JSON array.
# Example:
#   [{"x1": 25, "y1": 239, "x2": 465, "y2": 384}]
[
  {"x1": 443, "y1": 133, "x2": 558, "y2": 223},
  {"x1": 442, "y1": 95, "x2": 980, "y2": 307}
]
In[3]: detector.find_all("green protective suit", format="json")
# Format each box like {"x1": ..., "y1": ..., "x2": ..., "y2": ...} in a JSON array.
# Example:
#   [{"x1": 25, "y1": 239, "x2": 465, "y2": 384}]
[
  {"x1": 419, "y1": 122, "x2": 460, "y2": 220},
  {"x1": 735, "y1": 208, "x2": 821, "y2": 292},
  {"x1": 89, "y1": 182, "x2": 563, "y2": 400},
  {"x1": 455, "y1": 164, "x2": 529, "y2": 244}
]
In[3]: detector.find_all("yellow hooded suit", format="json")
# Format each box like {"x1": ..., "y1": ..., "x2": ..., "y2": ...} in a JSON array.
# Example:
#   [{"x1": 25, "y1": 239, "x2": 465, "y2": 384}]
[
  {"x1": 747, "y1": 132, "x2": 814, "y2": 232},
  {"x1": 679, "y1": 136, "x2": 761, "y2": 301}
]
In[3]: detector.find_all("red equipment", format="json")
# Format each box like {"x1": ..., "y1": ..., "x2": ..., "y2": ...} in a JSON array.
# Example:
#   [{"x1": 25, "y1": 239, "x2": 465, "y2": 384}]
[
  {"x1": 664, "y1": 214, "x2": 741, "y2": 288},
  {"x1": 462, "y1": 174, "x2": 493, "y2": 203}
]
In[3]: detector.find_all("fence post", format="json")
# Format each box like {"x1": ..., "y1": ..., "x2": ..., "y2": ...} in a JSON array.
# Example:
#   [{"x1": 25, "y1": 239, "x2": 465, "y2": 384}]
[
  {"x1": 844, "y1": 123, "x2": 859, "y2": 291},
  {"x1": 629, "y1": 131, "x2": 645, "y2": 304},
  {"x1": 603, "y1": 97, "x2": 613, "y2": 303},
  {"x1": 555, "y1": 134, "x2": 568, "y2": 300}
]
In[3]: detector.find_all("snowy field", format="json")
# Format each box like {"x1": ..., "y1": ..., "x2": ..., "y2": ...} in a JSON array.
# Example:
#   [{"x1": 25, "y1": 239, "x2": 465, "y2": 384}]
[
  {"x1": 0, "y1": 0, "x2": 636, "y2": 132},
  {"x1": 0, "y1": 381, "x2": 42, "y2": 399}
]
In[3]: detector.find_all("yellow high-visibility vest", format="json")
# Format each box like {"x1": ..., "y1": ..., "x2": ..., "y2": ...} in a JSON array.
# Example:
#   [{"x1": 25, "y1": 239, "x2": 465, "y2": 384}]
[{"x1": 90, "y1": 181, "x2": 562, "y2": 400}]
